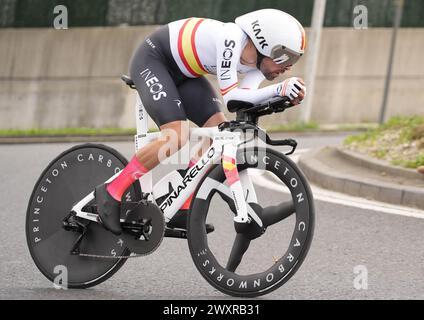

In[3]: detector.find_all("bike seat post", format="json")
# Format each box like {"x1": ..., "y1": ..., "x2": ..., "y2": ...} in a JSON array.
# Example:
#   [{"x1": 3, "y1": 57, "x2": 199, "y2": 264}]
[
  {"x1": 135, "y1": 93, "x2": 149, "y2": 150},
  {"x1": 133, "y1": 91, "x2": 156, "y2": 196}
]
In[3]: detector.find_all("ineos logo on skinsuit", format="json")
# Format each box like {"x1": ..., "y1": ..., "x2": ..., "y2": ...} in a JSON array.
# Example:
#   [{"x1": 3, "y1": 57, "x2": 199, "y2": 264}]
[
  {"x1": 140, "y1": 68, "x2": 167, "y2": 101},
  {"x1": 220, "y1": 39, "x2": 235, "y2": 81},
  {"x1": 251, "y1": 20, "x2": 268, "y2": 49}
]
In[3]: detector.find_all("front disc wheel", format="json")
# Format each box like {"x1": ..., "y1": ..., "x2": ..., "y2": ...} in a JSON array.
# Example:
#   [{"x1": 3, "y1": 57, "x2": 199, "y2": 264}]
[{"x1": 187, "y1": 147, "x2": 315, "y2": 297}]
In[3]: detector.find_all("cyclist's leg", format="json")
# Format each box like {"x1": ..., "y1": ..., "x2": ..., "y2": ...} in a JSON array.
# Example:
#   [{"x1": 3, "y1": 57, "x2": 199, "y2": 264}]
[
  {"x1": 133, "y1": 120, "x2": 189, "y2": 169},
  {"x1": 173, "y1": 77, "x2": 226, "y2": 214},
  {"x1": 202, "y1": 112, "x2": 227, "y2": 127},
  {"x1": 195, "y1": 112, "x2": 226, "y2": 157},
  {"x1": 128, "y1": 45, "x2": 191, "y2": 169},
  {"x1": 178, "y1": 76, "x2": 227, "y2": 161},
  {"x1": 96, "y1": 42, "x2": 190, "y2": 234},
  {"x1": 178, "y1": 76, "x2": 224, "y2": 127}
]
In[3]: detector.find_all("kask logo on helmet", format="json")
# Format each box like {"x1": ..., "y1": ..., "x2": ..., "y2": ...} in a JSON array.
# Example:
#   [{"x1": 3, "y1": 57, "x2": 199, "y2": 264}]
[{"x1": 251, "y1": 20, "x2": 268, "y2": 49}]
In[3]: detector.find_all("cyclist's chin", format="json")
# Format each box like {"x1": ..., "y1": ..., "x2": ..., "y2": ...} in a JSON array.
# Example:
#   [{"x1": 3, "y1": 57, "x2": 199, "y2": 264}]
[{"x1": 265, "y1": 74, "x2": 277, "y2": 81}]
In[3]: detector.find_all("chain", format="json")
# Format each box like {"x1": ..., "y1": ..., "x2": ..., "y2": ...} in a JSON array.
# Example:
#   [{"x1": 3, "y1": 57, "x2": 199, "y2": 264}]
[
  {"x1": 76, "y1": 228, "x2": 166, "y2": 259},
  {"x1": 76, "y1": 243, "x2": 160, "y2": 259},
  {"x1": 76, "y1": 240, "x2": 163, "y2": 259},
  {"x1": 77, "y1": 252, "x2": 146, "y2": 259}
]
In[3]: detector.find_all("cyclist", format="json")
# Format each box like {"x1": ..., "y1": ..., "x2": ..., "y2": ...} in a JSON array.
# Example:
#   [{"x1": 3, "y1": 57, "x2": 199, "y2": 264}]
[{"x1": 95, "y1": 8, "x2": 307, "y2": 235}]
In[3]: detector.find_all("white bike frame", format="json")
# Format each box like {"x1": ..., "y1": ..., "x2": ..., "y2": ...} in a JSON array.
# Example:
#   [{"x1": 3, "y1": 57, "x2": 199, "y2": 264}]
[{"x1": 72, "y1": 90, "x2": 261, "y2": 226}]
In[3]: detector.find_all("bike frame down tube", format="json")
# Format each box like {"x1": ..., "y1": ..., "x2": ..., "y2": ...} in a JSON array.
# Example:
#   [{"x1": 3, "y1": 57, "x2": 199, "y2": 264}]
[{"x1": 156, "y1": 130, "x2": 243, "y2": 223}]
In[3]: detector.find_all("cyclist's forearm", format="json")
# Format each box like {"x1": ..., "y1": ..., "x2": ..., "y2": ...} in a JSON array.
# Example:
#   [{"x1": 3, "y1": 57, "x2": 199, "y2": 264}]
[
  {"x1": 223, "y1": 84, "x2": 279, "y2": 106},
  {"x1": 239, "y1": 69, "x2": 265, "y2": 89}
]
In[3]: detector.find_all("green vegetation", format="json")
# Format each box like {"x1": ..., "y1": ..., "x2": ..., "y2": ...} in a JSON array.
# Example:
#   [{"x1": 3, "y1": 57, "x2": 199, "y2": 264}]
[
  {"x1": 344, "y1": 116, "x2": 424, "y2": 169},
  {"x1": 335, "y1": 123, "x2": 379, "y2": 132}
]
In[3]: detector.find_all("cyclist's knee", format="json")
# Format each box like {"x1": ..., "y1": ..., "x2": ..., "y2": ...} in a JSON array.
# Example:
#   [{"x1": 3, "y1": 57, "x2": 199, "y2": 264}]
[
  {"x1": 202, "y1": 112, "x2": 227, "y2": 127},
  {"x1": 159, "y1": 121, "x2": 189, "y2": 153}
]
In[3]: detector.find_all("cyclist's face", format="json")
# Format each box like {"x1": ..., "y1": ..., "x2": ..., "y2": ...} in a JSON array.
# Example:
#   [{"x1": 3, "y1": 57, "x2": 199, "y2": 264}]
[{"x1": 259, "y1": 57, "x2": 292, "y2": 81}]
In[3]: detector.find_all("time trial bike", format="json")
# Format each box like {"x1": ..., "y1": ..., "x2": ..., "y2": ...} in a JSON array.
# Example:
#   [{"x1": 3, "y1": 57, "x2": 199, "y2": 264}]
[{"x1": 26, "y1": 75, "x2": 315, "y2": 297}]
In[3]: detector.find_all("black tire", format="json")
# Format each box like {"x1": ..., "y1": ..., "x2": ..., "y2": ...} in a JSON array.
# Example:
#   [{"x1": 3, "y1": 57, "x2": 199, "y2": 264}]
[
  {"x1": 26, "y1": 144, "x2": 142, "y2": 289},
  {"x1": 187, "y1": 147, "x2": 315, "y2": 297}
]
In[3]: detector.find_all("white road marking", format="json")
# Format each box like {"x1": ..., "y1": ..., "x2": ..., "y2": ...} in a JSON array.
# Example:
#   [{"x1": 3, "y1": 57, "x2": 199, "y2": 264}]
[
  {"x1": 308, "y1": 185, "x2": 424, "y2": 219},
  {"x1": 249, "y1": 149, "x2": 424, "y2": 219}
]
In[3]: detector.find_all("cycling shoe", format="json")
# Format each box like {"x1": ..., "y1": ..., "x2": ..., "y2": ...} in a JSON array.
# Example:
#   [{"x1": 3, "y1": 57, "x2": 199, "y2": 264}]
[{"x1": 94, "y1": 184, "x2": 122, "y2": 235}]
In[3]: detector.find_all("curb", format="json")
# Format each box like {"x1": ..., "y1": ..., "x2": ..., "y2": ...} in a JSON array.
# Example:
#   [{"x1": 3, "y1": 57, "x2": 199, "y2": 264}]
[
  {"x1": 298, "y1": 147, "x2": 424, "y2": 210},
  {"x1": 336, "y1": 147, "x2": 423, "y2": 181}
]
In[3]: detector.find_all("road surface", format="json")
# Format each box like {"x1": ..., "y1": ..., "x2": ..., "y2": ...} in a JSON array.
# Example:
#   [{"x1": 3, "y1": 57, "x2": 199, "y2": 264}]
[{"x1": 1, "y1": 133, "x2": 423, "y2": 299}]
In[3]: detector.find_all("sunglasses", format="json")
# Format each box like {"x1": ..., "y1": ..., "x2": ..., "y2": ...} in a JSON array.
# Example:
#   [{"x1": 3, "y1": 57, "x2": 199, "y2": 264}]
[{"x1": 271, "y1": 46, "x2": 302, "y2": 67}]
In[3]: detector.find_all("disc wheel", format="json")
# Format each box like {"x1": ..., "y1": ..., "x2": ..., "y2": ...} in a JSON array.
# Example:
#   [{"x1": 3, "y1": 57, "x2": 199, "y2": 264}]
[
  {"x1": 187, "y1": 147, "x2": 315, "y2": 297},
  {"x1": 26, "y1": 143, "x2": 141, "y2": 289}
]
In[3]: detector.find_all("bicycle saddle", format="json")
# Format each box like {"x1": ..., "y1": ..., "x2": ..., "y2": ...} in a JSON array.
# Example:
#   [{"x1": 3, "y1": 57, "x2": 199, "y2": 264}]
[
  {"x1": 227, "y1": 100, "x2": 254, "y2": 113},
  {"x1": 121, "y1": 75, "x2": 136, "y2": 89}
]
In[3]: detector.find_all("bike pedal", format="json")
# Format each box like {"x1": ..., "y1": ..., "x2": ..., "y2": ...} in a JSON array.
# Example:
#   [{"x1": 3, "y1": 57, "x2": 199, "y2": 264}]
[{"x1": 164, "y1": 227, "x2": 187, "y2": 239}]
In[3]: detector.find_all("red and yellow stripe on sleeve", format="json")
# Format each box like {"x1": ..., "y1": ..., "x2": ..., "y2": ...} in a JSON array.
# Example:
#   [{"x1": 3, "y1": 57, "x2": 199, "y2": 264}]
[
  {"x1": 178, "y1": 18, "x2": 208, "y2": 77},
  {"x1": 220, "y1": 82, "x2": 238, "y2": 96}
]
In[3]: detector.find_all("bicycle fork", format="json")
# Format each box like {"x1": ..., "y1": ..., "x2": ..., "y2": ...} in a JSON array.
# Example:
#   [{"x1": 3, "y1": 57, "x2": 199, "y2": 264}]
[
  {"x1": 219, "y1": 132, "x2": 261, "y2": 226},
  {"x1": 222, "y1": 146, "x2": 249, "y2": 224}
]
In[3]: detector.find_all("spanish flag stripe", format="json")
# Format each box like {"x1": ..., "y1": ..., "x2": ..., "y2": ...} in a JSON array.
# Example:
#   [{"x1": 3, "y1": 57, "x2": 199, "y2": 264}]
[
  {"x1": 178, "y1": 18, "x2": 208, "y2": 77},
  {"x1": 178, "y1": 19, "x2": 200, "y2": 77},
  {"x1": 191, "y1": 19, "x2": 208, "y2": 74},
  {"x1": 181, "y1": 19, "x2": 206, "y2": 76}
]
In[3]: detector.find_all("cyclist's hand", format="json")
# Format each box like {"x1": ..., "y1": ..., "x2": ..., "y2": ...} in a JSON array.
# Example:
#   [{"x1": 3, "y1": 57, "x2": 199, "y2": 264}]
[{"x1": 276, "y1": 77, "x2": 306, "y2": 105}]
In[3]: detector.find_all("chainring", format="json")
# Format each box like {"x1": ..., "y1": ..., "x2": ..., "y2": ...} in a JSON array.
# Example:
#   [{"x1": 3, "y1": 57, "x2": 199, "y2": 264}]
[{"x1": 121, "y1": 200, "x2": 165, "y2": 255}]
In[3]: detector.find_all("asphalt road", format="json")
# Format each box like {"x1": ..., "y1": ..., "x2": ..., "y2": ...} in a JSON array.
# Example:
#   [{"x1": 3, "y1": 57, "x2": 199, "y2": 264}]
[{"x1": 1, "y1": 133, "x2": 424, "y2": 300}]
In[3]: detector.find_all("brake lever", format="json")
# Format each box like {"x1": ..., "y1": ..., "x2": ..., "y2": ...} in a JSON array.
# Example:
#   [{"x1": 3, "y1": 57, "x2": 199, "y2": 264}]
[{"x1": 282, "y1": 139, "x2": 297, "y2": 155}]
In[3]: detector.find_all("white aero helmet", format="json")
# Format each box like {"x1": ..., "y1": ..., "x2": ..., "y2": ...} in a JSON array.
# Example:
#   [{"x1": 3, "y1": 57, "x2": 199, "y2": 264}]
[{"x1": 235, "y1": 9, "x2": 306, "y2": 67}]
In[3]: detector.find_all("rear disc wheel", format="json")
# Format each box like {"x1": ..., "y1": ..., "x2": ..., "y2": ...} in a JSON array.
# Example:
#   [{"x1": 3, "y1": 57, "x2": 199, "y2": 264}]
[{"x1": 26, "y1": 144, "x2": 141, "y2": 289}]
